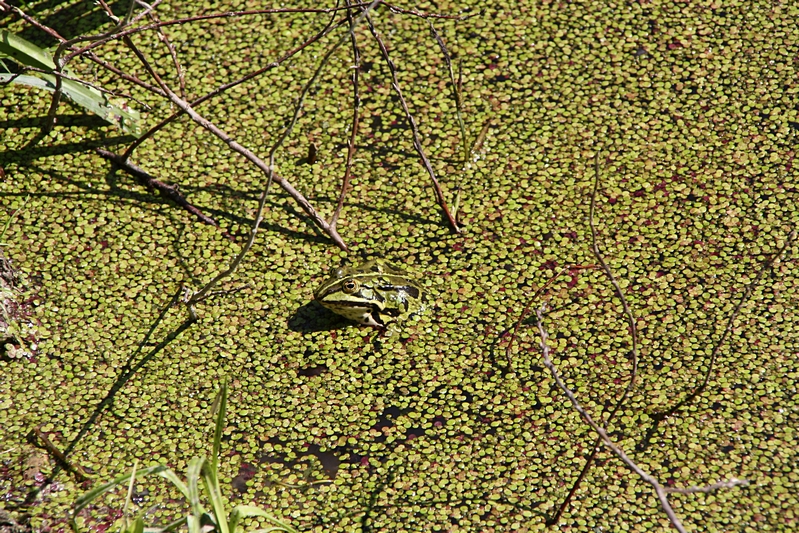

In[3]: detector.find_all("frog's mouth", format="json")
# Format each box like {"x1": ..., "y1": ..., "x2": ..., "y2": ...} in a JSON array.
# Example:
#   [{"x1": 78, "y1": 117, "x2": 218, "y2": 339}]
[
  {"x1": 323, "y1": 301, "x2": 387, "y2": 328},
  {"x1": 354, "y1": 305, "x2": 402, "y2": 328}
]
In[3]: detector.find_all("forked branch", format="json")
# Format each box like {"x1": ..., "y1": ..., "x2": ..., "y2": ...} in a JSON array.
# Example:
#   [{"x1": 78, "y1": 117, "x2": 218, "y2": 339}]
[
  {"x1": 534, "y1": 307, "x2": 748, "y2": 533},
  {"x1": 365, "y1": 10, "x2": 460, "y2": 233}
]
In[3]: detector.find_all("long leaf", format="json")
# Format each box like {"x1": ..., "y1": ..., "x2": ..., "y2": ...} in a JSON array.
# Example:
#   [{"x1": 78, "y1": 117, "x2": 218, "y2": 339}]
[
  {"x1": 229, "y1": 506, "x2": 298, "y2": 533},
  {"x1": 1, "y1": 72, "x2": 142, "y2": 137},
  {"x1": 186, "y1": 457, "x2": 206, "y2": 533},
  {"x1": 155, "y1": 467, "x2": 191, "y2": 501},
  {"x1": 0, "y1": 31, "x2": 142, "y2": 137},
  {"x1": 127, "y1": 516, "x2": 145, "y2": 533},
  {"x1": 148, "y1": 516, "x2": 186, "y2": 533},
  {"x1": 73, "y1": 465, "x2": 169, "y2": 516},
  {"x1": 0, "y1": 29, "x2": 55, "y2": 70},
  {"x1": 211, "y1": 380, "x2": 228, "y2": 472},
  {"x1": 200, "y1": 461, "x2": 229, "y2": 533}
]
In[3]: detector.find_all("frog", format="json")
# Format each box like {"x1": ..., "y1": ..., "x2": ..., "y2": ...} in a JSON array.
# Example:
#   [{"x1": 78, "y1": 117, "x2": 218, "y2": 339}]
[{"x1": 313, "y1": 259, "x2": 424, "y2": 328}]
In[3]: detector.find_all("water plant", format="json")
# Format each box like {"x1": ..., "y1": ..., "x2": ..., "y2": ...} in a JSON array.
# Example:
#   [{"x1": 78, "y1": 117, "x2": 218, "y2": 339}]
[{"x1": 70, "y1": 381, "x2": 297, "y2": 533}]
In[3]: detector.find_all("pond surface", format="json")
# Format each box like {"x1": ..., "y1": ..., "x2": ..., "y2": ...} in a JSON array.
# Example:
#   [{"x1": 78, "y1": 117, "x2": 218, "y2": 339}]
[{"x1": 1, "y1": 0, "x2": 797, "y2": 531}]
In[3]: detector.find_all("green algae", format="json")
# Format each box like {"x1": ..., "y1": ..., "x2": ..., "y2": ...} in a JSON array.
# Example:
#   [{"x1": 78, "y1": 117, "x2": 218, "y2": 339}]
[{"x1": 1, "y1": 0, "x2": 798, "y2": 532}]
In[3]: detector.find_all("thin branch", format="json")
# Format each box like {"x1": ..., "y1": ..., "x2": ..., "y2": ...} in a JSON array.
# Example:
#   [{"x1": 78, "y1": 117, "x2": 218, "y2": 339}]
[
  {"x1": 429, "y1": 22, "x2": 469, "y2": 164},
  {"x1": 504, "y1": 264, "x2": 598, "y2": 367},
  {"x1": 681, "y1": 228, "x2": 797, "y2": 401},
  {"x1": 28, "y1": 427, "x2": 91, "y2": 482},
  {"x1": 383, "y1": 3, "x2": 479, "y2": 20},
  {"x1": 549, "y1": 154, "x2": 641, "y2": 524},
  {"x1": 85, "y1": 52, "x2": 167, "y2": 97},
  {"x1": 96, "y1": 149, "x2": 219, "y2": 226},
  {"x1": 60, "y1": 4, "x2": 374, "y2": 65},
  {"x1": 534, "y1": 308, "x2": 688, "y2": 533},
  {"x1": 589, "y1": 154, "x2": 640, "y2": 415},
  {"x1": 120, "y1": 26, "x2": 171, "y2": 94},
  {"x1": 0, "y1": 1, "x2": 64, "y2": 41},
  {"x1": 185, "y1": 187, "x2": 269, "y2": 312},
  {"x1": 365, "y1": 9, "x2": 460, "y2": 233},
  {"x1": 665, "y1": 478, "x2": 749, "y2": 494},
  {"x1": 265, "y1": 4, "x2": 350, "y2": 172},
  {"x1": 535, "y1": 307, "x2": 751, "y2": 530},
  {"x1": 146, "y1": 10, "x2": 186, "y2": 97},
  {"x1": 330, "y1": 0, "x2": 363, "y2": 229},
  {"x1": 122, "y1": 13, "x2": 349, "y2": 159},
  {"x1": 187, "y1": 3, "x2": 401, "y2": 303}
]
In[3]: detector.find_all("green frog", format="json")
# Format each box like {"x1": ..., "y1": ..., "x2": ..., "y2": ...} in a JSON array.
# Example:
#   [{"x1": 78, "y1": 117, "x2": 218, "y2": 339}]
[{"x1": 314, "y1": 259, "x2": 424, "y2": 328}]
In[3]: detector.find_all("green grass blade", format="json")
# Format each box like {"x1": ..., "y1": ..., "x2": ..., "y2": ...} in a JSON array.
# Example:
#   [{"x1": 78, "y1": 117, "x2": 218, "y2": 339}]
[
  {"x1": 120, "y1": 460, "x2": 139, "y2": 533},
  {"x1": 229, "y1": 506, "x2": 298, "y2": 533},
  {"x1": 73, "y1": 465, "x2": 168, "y2": 517},
  {"x1": 149, "y1": 517, "x2": 186, "y2": 533},
  {"x1": 155, "y1": 467, "x2": 190, "y2": 500},
  {"x1": 128, "y1": 516, "x2": 144, "y2": 533},
  {"x1": 186, "y1": 457, "x2": 206, "y2": 533},
  {"x1": 0, "y1": 30, "x2": 56, "y2": 70},
  {"x1": 0, "y1": 31, "x2": 142, "y2": 137},
  {"x1": 200, "y1": 461, "x2": 228, "y2": 533},
  {"x1": 0, "y1": 72, "x2": 142, "y2": 137},
  {"x1": 211, "y1": 380, "x2": 228, "y2": 472}
]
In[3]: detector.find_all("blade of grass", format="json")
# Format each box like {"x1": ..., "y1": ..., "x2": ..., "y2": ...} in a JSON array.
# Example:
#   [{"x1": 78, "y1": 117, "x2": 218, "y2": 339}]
[
  {"x1": 128, "y1": 516, "x2": 144, "y2": 533},
  {"x1": 0, "y1": 29, "x2": 56, "y2": 70},
  {"x1": 152, "y1": 516, "x2": 187, "y2": 533},
  {"x1": 229, "y1": 506, "x2": 298, "y2": 533},
  {"x1": 200, "y1": 462, "x2": 229, "y2": 533},
  {"x1": 155, "y1": 465, "x2": 191, "y2": 500},
  {"x1": 211, "y1": 380, "x2": 227, "y2": 473},
  {"x1": 186, "y1": 457, "x2": 206, "y2": 533},
  {"x1": 72, "y1": 465, "x2": 169, "y2": 517},
  {"x1": 120, "y1": 460, "x2": 139, "y2": 533},
  {"x1": 0, "y1": 30, "x2": 141, "y2": 136}
]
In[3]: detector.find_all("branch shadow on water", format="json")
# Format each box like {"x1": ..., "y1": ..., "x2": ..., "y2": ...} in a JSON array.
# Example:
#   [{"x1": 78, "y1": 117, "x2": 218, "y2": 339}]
[{"x1": 24, "y1": 287, "x2": 196, "y2": 505}]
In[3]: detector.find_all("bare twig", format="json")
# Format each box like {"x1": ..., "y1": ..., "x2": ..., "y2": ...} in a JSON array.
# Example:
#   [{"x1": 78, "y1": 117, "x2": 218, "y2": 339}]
[
  {"x1": 588, "y1": 154, "x2": 640, "y2": 411},
  {"x1": 257, "y1": 0, "x2": 379, "y2": 234},
  {"x1": 185, "y1": 187, "x2": 269, "y2": 313},
  {"x1": 330, "y1": 0, "x2": 363, "y2": 229},
  {"x1": 429, "y1": 22, "x2": 469, "y2": 164},
  {"x1": 60, "y1": 4, "x2": 373, "y2": 65},
  {"x1": 679, "y1": 228, "x2": 797, "y2": 403},
  {"x1": 549, "y1": 154, "x2": 641, "y2": 524},
  {"x1": 147, "y1": 11, "x2": 186, "y2": 97},
  {"x1": 96, "y1": 149, "x2": 219, "y2": 227},
  {"x1": 122, "y1": 13, "x2": 349, "y2": 159},
  {"x1": 665, "y1": 478, "x2": 749, "y2": 494},
  {"x1": 107, "y1": 5, "x2": 350, "y2": 259},
  {"x1": 535, "y1": 309, "x2": 675, "y2": 533},
  {"x1": 365, "y1": 10, "x2": 460, "y2": 233},
  {"x1": 28, "y1": 427, "x2": 91, "y2": 482},
  {"x1": 0, "y1": 1, "x2": 64, "y2": 41},
  {"x1": 535, "y1": 307, "x2": 751, "y2": 530},
  {"x1": 504, "y1": 264, "x2": 598, "y2": 367},
  {"x1": 384, "y1": 3, "x2": 479, "y2": 20}
]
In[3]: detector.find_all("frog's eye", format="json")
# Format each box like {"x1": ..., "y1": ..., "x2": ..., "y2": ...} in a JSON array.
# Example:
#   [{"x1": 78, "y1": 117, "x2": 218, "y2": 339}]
[{"x1": 342, "y1": 279, "x2": 359, "y2": 294}]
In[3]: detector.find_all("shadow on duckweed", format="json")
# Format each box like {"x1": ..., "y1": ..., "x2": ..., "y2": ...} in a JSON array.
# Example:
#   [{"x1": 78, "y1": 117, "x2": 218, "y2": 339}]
[{"x1": 287, "y1": 300, "x2": 351, "y2": 333}]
